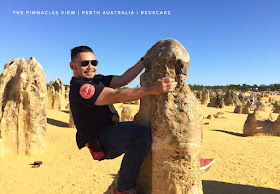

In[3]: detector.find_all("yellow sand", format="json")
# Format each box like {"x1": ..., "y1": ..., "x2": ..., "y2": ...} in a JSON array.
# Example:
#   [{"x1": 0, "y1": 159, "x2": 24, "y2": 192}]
[{"x1": 0, "y1": 101, "x2": 279, "y2": 194}]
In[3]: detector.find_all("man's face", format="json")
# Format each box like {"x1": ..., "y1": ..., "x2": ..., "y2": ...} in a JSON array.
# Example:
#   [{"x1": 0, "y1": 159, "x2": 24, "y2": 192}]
[{"x1": 70, "y1": 52, "x2": 97, "y2": 79}]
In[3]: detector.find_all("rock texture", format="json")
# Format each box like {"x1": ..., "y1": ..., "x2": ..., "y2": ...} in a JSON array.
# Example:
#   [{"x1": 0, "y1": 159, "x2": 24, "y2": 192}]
[
  {"x1": 273, "y1": 101, "x2": 280, "y2": 113},
  {"x1": 268, "y1": 97, "x2": 275, "y2": 103},
  {"x1": 65, "y1": 86, "x2": 70, "y2": 100},
  {"x1": 69, "y1": 109, "x2": 75, "y2": 128},
  {"x1": 255, "y1": 103, "x2": 266, "y2": 112},
  {"x1": 201, "y1": 88, "x2": 210, "y2": 105},
  {"x1": 234, "y1": 106, "x2": 243, "y2": 114},
  {"x1": 245, "y1": 101, "x2": 251, "y2": 108},
  {"x1": 273, "y1": 107, "x2": 280, "y2": 114},
  {"x1": 134, "y1": 99, "x2": 140, "y2": 105},
  {"x1": 224, "y1": 90, "x2": 242, "y2": 106},
  {"x1": 275, "y1": 116, "x2": 280, "y2": 136},
  {"x1": 207, "y1": 97, "x2": 224, "y2": 108},
  {"x1": 207, "y1": 97, "x2": 217, "y2": 107},
  {"x1": 121, "y1": 106, "x2": 134, "y2": 122},
  {"x1": 220, "y1": 100, "x2": 225, "y2": 108},
  {"x1": 133, "y1": 39, "x2": 203, "y2": 193},
  {"x1": 134, "y1": 85, "x2": 140, "y2": 105},
  {"x1": 65, "y1": 102, "x2": 70, "y2": 109},
  {"x1": 210, "y1": 91, "x2": 217, "y2": 98},
  {"x1": 243, "y1": 111, "x2": 280, "y2": 136},
  {"x1": 274, "y1": 101, "x2": 280, "y2": 108},
  {"x1": 242, "y1": 107, "x2": 250, "y2": 114},
  {"x1": 238, "y1": 92, "x2": 246, "y2": 101},
  {"x1": 0, "y1": 57, "x2": 47, "y2": 156},
  {"x1": 47, "y1": 78, "x2": 65, "y2": 109}
]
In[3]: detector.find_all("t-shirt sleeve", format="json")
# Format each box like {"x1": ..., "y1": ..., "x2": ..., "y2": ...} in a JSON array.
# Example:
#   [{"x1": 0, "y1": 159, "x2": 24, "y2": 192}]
[
  {"x1": 77, "y1": 82, "x2": 104, "y2": 107},
  {"x1": 99, "y1": 75, "x2": 113, "y2": 87}
]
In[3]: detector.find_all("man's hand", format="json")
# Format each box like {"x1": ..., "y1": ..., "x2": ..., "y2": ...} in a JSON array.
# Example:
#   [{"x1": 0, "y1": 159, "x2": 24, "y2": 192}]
[
  {"x1": 150, "y1": 77, "x2": 177, "y2": 95},
  {"x1": 95, "y1": 77, "x2": 177, "y2": 106}
]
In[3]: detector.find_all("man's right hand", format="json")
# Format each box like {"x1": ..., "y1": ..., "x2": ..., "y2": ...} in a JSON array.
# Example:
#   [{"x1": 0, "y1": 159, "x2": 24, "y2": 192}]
[{"x1": 149, "y1": 77, "x2": 177, "y2": 95}]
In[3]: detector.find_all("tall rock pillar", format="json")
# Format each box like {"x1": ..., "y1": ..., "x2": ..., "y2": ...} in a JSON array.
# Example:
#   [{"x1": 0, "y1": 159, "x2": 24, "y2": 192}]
[
  {"x1": 0, "y1": 57, "x2": 47, "y2": 156},
  {"x1": 201, "y1": 88, "x2": 210, "y2": 105},
  {"x1": 134, "y1": 39, "x2": 203, "y2": 193}
]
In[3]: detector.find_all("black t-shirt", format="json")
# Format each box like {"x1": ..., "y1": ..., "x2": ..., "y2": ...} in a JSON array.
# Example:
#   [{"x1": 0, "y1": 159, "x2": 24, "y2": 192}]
[{"x1": 69, "y1": 75, "x2": 119, "y2": 149}]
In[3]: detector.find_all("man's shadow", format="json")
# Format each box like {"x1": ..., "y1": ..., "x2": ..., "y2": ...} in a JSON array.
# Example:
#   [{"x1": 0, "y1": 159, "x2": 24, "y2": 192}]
[{"x1": 203, "y1": 180, "x2": 279, "y2": 194}]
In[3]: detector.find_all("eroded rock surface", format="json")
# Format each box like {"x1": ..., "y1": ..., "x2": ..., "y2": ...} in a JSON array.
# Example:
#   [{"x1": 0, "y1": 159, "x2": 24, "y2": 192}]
[
  {"x1": 243, "y1": 110, "x2": 280, "y2": 136},
  {"x1": 0, "y1": 57, "x2": 47, "y2": 156},
  {"x1": 201, "y1": 88, "x2": 210, "y2": 105},
  {"x1": 242, "y1": 107, "x2": 250, "y2": 114},
  {"x1": 47, "y1": 78, "x2": 65, "y2": 109},
  {"x1": 234, "y1": 106, "x2": 243, "y2": 114},
  {"x1": 273, "y1": 107, "x2": 280, "y2": 114},
  {"x1": 269, "y1": 97, "x2": 275, "y2": 103},
  {"x1": 255, "y1": 102, "x2": 266, "y2": 112},
  {"x1": 224, "y1": 90, "x2": 242, "y2": 106},
  {"x1": 69, "y1": 109, "x2": 75, "y2": 128},
  {"x1": 133, "y1": 39, "x2": 203, "y2": 193},
  {"x1": 273, "y1": 101, "x2": 280, "y2": 113},
  {"x1": 121, "y1": 106, "x2": 134, "y2": 122}
]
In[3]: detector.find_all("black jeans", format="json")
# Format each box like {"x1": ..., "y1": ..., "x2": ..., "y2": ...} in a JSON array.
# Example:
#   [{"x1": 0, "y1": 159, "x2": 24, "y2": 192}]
[{"x1": 98, "y1": 122, "x2": 151, "y2": 191}]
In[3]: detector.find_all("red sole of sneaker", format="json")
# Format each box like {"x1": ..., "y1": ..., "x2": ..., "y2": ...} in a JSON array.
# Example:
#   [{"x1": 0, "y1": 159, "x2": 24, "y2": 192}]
[{"x1": 200, "y1": 159, "x2": 215, "y2": 174}]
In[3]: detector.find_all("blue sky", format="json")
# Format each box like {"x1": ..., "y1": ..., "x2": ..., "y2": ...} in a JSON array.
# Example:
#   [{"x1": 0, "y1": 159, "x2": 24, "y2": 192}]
[{"x1": 0, "y1": 0, "x2": 279, "y2": 87}]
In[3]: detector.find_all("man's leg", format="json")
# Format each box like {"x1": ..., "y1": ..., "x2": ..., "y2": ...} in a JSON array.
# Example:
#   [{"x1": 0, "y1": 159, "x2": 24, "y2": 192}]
[{"x1": 98, "y1": 122, "x2": 151, "y2": 191}]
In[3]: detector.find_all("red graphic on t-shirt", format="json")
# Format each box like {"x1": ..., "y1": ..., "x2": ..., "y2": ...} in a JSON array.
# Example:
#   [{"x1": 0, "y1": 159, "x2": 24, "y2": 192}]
[{"x1": 79, "y1": 84, "x2": 95, "y2": 99}]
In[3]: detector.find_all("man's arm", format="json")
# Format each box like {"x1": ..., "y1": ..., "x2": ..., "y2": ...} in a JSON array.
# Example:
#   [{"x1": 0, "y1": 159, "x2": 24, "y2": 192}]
[
  {"x1": 95, "y1": 77, "x2": 177, "y2": 106},
  {"x1": 109, "y1": 59, "x2": 145, "y2": 89}
]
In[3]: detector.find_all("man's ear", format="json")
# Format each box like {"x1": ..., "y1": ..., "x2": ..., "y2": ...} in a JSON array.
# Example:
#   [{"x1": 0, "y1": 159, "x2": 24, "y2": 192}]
[{"x1": 70, "y1": 62, "x2": 75, "y2": 70}]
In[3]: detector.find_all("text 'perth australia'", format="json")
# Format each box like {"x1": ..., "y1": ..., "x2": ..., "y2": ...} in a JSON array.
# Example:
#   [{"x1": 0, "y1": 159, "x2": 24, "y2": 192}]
[{"x1": 81, "y1": 10, "x2": 171, "y2": 15}]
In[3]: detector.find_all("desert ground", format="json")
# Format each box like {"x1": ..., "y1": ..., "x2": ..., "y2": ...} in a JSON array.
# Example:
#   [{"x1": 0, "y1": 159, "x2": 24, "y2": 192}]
[{"x1": 0, "y1": 97, "x2": 279, "y2": 194}]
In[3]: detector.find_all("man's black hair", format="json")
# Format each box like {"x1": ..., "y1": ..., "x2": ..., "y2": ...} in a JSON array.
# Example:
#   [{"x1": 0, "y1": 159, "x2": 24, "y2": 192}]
[{"x1": 71, "y1": 46, "x2": 95, "y2": 61}]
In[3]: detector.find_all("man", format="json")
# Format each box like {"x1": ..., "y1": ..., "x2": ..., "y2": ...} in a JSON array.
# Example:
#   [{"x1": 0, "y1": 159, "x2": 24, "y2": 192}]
[
  {"x1": 69, "y1": 46, "x2": 214, "y2": 194},
  {"x1": 250, "y1": 96, "x2": 255, "y2": 111},
  {"x1": 69, "y1": 46, "x2": 177, "y2": 194}
]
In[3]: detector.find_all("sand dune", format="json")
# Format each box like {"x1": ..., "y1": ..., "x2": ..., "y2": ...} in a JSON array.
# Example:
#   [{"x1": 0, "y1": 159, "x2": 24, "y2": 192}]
[{"x1": 0, "y1": 102, "x2": 279, "y2": 194}]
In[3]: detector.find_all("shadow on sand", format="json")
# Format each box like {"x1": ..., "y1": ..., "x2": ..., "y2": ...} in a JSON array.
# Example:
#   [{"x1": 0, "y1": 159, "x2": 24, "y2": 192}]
[
  {"x1": 224, "y1": 111, "x2": 234, "y2": 114},
  {"x1": 108, "y1": 174, "x2": 118, "y2": 178},
  {"x1": 211, "y1": 129, "x2": 243, "y2": 137},
  {"x1": 59, "y1": 110, "x2": 69, "y2": 114},
  {"x1": 47, "y1": 118, "x2": 69, "y2": 128},
  {"x1": 203, "y1": 180, "x2": 279, "y2": 194}
]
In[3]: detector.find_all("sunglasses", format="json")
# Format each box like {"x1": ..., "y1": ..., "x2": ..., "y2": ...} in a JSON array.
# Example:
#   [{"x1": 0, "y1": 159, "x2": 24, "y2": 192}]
[{"x1": 74, "y1": 60, "x2": 98, "y2": 67}]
